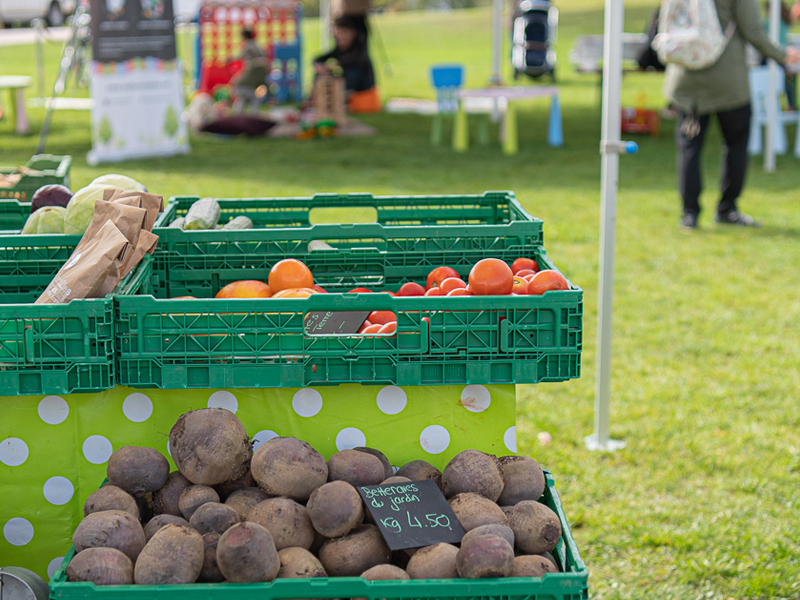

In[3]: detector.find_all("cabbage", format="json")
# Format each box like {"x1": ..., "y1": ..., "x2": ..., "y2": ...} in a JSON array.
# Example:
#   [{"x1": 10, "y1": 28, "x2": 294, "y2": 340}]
[
  {"x1": 21, "y1": 206, "x2": 66, "y2": 234},
  {"x1": 63, "y1": 185, "x2": 107, "y2": 235},
  {"x1": 89, "y1": 174, "x2": 147, "y2": 193}
]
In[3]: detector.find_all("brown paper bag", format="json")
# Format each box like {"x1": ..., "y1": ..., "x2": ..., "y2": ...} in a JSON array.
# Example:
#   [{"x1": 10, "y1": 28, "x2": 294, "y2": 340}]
[
  {"x1": 99, "y1": 229, "x2": 159, "y2": 294},
  {"x1": 36, "y1": 221, "x2": 130, "y2": 304},
  {"x1": 104, "y1": 189, "x2": 164, "y2": 231},
  {"x1": 77, "y1": 200, "x2": 148, "y2": 254}
]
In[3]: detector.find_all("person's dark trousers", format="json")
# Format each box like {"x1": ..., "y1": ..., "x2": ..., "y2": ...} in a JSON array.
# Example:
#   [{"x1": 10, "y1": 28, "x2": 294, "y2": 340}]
[{"x1": 676, "y1": 104, "x2": 752, "y2": 218}]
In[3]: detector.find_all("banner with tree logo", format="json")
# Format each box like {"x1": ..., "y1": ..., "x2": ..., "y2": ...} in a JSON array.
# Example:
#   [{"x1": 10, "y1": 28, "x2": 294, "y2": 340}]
[{"x1": 87, "y1": 0, "x2": 189, "y2": 165}]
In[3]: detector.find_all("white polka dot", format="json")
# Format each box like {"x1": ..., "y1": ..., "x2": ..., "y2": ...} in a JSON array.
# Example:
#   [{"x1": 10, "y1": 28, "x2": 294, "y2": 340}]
[
  {"x1": 0, "y1": 438, "x2": 29, "y2": 467},
  {"x1": 3, "y1": 517, "x2": 34, "y2": 546},
  {"x1": 208, "y1": 390, "x2": 238, "y2": 413},
  {"x1": 48, "y1": 557, "x2": 65, "y2": 578},
  {"x1": 123, "y1": 392, "x2": 153, "y2": 422},
  {"x1": 504, "y1": 426, "x2": 517, "y2": 453},
  {"x1": 461, "y1": 385, "x2": 492, "y2": 413},
  {"x1": 43, "y1": 476, "x2": 74, "y2": 506},
  {"x1": 252, "y1": 430, "x2": 279, "y2": 451},
  {"x1": 38, "y1": 396, "x2": 69, "y2": 425},
  {"x1": 376, "y1": 386, "x2": 407, "y2": 415},
  {"x1": 292, "y1": 389, "x2": 323, "y2": 418},
  {"x1": 335, "y1": 427, "x2": 366, "y2": 451},
  {"x1": 82, "y1": 435, "x2": 113, "y2": 465},
  {"x1": 420, "y1": 425, "x2": 450, "y2": 454}
]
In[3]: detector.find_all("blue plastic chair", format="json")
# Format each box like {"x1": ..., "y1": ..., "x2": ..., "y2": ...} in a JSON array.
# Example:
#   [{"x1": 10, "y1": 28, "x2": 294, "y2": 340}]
[{"x1": 429, "y1": 65, "x2": 465, "y2": 146}]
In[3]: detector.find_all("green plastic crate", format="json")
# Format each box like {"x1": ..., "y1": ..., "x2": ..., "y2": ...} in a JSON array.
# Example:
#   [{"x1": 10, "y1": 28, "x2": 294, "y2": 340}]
[
  {"x1": 0, "y1": 200, "x2": 32, "y2": 231},
  {"x1": 115, "y1": 246, "x2": 582, "y2": 389},
  {"x1": 0, "y1": 154, "x2": 72, "y2": 203},
  {"x1": 155, "y1": 191, "x2": 544, "y2": 257},
  {"x1": 49, "y1": 470, "x2": 588, "y2": 600},
  {"x1": 0, "y1": 254, "x2": 153, "y2": 396}
]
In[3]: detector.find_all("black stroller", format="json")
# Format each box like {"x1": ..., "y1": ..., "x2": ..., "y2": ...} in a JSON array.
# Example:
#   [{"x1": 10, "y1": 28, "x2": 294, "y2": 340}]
[{"x1": 511, "y1": 0, "x2": 558, "y2": 81}]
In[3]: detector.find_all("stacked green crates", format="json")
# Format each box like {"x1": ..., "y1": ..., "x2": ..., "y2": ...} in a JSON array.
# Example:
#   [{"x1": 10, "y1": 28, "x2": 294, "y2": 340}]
[
  {"x1": 0, "y1": 235, "x2": 152, "y2": 396},
  {"x1": 117, "y1": 192, "x2": 582, "y2": 389},
  {"x1": 0, "y1": 155, "x2": 72, "y2": 203}
]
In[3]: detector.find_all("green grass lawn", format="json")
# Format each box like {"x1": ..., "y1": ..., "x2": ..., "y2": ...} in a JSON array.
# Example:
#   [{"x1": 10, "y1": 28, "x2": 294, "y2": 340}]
[{"x1": 2, "y1": 2, "x2": 800, "y2": 598}]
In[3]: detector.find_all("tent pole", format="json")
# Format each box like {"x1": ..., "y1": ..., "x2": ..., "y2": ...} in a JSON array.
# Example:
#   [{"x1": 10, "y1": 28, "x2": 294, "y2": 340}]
[
  {"x1": 491, "y1": 0, "x2": 503, "y2": 84},
  {"x1": 320, "y1": 0, "x2": 331, "y2": 53},
  {"x1": 765, "y1": 0, "x2": 781, "y2": 172},
  {"x1": 585, "y1": 0, "x2": 632, "y2": 452}
]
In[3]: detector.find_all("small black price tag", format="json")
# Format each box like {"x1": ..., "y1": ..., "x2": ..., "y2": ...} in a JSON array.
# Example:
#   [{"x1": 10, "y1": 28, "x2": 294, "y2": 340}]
[
  {"x1": 304, "y1": 311, "x2": 371, "y2": 335},
  {"x1": 357, "y1": 479, "x2": 466, "y2": 551}
]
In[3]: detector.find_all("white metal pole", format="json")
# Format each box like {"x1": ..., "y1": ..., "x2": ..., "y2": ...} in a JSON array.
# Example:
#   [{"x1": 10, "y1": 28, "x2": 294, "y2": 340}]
[
  {"x1": 765, "y1": 0, "x2": 781, "y2": 172},
  {"x1": 320, "y1": 0, "x2": 332, "y2": 53},
  {"x1": 491, "y1": 0, "x2": 503, "y2": 84},
  {"x1": 585, "y1": 0, "x2": 627, "y2": 452}
]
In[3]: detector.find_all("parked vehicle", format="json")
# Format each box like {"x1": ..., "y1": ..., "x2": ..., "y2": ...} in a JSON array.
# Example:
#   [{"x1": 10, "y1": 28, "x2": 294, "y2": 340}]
[{"x1": 0, "y1": 0, "x2": 75, "y2": 27}]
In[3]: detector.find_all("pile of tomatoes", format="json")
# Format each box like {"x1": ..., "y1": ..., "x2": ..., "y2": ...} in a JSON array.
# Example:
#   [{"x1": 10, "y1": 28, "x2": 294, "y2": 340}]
[
  {"x1": 208, "y1": 257, "x2": 569, "y2": 301},
  {"x1": 176, "y1": 257, "x2": 570, "y2": 336}
]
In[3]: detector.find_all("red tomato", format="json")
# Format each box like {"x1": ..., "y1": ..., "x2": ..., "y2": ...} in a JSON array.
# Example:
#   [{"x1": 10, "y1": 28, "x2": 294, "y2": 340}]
[
  {"x1": 361, "y1": 324, "x2": 382, "y2": 334},
  {"x1": 311, "y1": 285, "x2": 328, "y2": 294},
  {"x1": 378, "y1": 321, "x2": 397, "y2": 335},
  {"x1": 426, "y1": 266, "x2": 460, "y2": 289},
  {"x1": 347, "y1": 287, "x2": 373, "y2": 294},
  {"x1": 216, "y1": 280, "x2": 272, "y2": 299},
  {"x1": 523, "y1": 273, "x2": 537, "y2": 283},
  {"x1": 268, "y1": 259, "x2": 313, "y2": 293},
  {"x1": 527, "y1": 270, "x2": 569, "y2": 295},
  {"x1": 271, "y1": 287, "x2": 318, "y2": 298},
  {"x1": 511, "y1": 258, "x2": 540, "y2": 274},
  {"x1": 446, "y1": 288, "x2": 473, "y2": 296},
  {"x1": 369, "y1": 311, "x2": 396, "y2": 325},
  {"x1": 424, "y1": 287, "x2": 442, "y2": 296},
  {"x1": 511, "y1": 276, "x2": 529, "y2": 295},
  {"x1": 469, "y1": 259, "x2": 514, "y2": 295},
  {"x1": 358, "y1": 319, "x2": 373, "y2": 333},
  {"x1": 381, "y1": 291, "x2": 396, "y2": 296},
  {"x1": 397, "y1": 282, "x2": 426, "y2": 296},
  {"x1": 515, "y1": 269, "x2": 537, "y2": 279},
  {"x1": 439, "y1": 277, "x2": 467, "y2": 295}
]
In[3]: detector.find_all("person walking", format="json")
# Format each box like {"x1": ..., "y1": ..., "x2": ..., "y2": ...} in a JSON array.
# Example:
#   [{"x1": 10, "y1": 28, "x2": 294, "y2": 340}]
[{"x1": 665, "y1": 0, "x2": 800, "y2": 229}]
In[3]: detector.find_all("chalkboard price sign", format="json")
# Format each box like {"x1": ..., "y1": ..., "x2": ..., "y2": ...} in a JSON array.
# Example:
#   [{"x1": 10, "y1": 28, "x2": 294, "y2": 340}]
[{"x1": 357, "y1": 479, "x2": 466, "y2": 551}]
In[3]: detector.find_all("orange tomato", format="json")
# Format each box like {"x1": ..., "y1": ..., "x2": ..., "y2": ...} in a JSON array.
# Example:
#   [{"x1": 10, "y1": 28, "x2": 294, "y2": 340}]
[
  {"x1": 397, "y1": 282, "x2": 426, "y2": 296},
  {"x1": 369, "y1": 311, "x2": 396, "y2": 325},
  {"x1": 312, "y1": 285, "x2": 328, "y2": 294},
  {"x1": 424, "y1": 287, "x2": 442, "y2": 296},
  {"x1": 426, "y1": 266, "x2": 460, "y2": 290},
  {"x1": 378, "y1": 321, "x2": 397, "y2": 335},
  {"x1": 439, "y1": 277, "x2": 467, "y2": 295},
  {"x1": 446, "y1": 288, "x2": 473, "y2": 296},
  {"x1": 358, "y1": 320, "x2": 373, "y2": 333},
  {"x1": 511, "y1": 276, "x2": 529, "y2": 295},
  {"x1": 347, "y1": 287, "x2": 373, "y2": 294},
  {"x1": 268, "y1": 259, "x2": 314, "y2": 293},
  {"x1": 527, "y1": 270, "x2": 569, "y2": 295},
  {"x1": 523, "y1": 273, "x2": 537, "y2": 283},
  {"x1": 511, "y1": 258, "x2": 540, "y2": 274},
  {"x1": 271, "y1": 287, "x2": 318, "y2": 299},
  {"x1": 361, "y1": 324, "x2": 383, "y2": 334},
  {"x1": 469, "y1": 259, "x2": 514, "y2": 295},
  {"x1": 515, "y1": 269, "x2": 537, "y2": 279},
  {"x1": 172, "y1": 295, "x2": 197, "y2": 299},
  {"x1": 216, "y1": 280, "x2": 272, "y2": 299}
]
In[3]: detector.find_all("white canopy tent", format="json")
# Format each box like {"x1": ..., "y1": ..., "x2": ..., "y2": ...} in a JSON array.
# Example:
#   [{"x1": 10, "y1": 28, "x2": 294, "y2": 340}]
[
  {"x1": 587, "y1": 0, "x2": 786, "y2": 451},
  {"x1": 317, "y1": 0, "x2": 787, "y2": 451}
]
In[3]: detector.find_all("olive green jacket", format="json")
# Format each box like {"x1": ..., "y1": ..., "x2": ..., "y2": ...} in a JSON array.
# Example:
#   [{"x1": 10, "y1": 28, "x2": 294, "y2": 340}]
[{"x1": 664, "y1": 0, "x2": 788, "y2": 114}]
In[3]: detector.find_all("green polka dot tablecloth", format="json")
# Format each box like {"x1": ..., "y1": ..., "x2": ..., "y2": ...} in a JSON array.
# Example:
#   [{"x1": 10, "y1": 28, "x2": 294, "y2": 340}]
[{"x1": 0, "y1": 383, "x2": 515, "y2": 579}]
